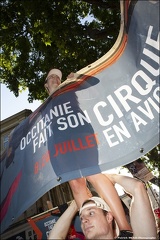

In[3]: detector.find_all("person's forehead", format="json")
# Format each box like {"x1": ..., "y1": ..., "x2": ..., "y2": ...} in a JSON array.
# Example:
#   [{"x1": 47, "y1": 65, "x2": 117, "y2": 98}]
[
  {"x1": 80, "y1": 205, "x2": 101, "y2": 216},
  {"x1": 47, "y1": 69, "x2": 59, "y2": 77},
  {"x1": 44, "y1": 74, "x2": 56, "y2": 85}
]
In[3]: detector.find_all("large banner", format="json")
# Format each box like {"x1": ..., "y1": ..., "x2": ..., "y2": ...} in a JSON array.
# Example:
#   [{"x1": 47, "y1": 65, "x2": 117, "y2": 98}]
[{"x1": 0, "y1": 0, "x2": 159, "y2": 234}]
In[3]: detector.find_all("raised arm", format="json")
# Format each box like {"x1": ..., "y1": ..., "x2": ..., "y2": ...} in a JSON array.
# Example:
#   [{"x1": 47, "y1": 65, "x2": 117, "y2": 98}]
[
  {"x1": 105, "y1": 174, "x2": 157, "y2": 239},
  {"x1": 48, "y1": 200, "x2": 78, "y2": 240}
]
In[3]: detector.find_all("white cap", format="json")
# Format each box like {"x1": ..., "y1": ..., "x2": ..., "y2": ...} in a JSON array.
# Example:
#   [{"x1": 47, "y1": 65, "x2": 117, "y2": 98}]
[
  {"x1": 47, "y1": 68, "x2": 62, "y2": 81},
  {"x1": 79, "y1": 197, "x2": 119, "y2": 236},
  {"x1": 79, "y1": 197, "x2": 110, "y2": 214}
]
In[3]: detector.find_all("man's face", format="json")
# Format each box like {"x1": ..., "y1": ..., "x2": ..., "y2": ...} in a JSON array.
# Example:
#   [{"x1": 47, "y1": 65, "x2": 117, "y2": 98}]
[
  {"x1": 44, "y1": 70, "x2": 61, "y2": 95},
  {"x1": 80, "y1": 205, "x2": 111, "y2": 239}
]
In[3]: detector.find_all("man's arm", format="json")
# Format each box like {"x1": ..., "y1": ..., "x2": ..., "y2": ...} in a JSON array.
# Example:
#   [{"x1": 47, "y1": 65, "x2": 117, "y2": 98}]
[
  {"x1": 105, "y1": 174, "x2": 157, "y2": 238},
  {"x1": 48, "y1": 200, "x2": 78, "y2": 240}
]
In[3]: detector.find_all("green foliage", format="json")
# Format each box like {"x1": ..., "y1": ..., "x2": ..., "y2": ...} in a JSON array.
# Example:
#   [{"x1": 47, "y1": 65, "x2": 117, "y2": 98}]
[{"x1": 1, "y1": 0, "x2": 120, "y2": 101}]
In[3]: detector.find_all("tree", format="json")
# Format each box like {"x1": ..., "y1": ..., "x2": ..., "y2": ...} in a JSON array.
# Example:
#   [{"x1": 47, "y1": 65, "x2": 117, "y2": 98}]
[{"x1": 1, "y1": 0, "x2": 120, "y2": 101}]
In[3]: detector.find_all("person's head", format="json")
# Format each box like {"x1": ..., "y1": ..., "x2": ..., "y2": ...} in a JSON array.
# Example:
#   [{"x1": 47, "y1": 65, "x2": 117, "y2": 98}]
[
  {"x1": 44, "y1": 68, "x2": 62, "y2": 95},
  {"x1": 79, "y1": 197, "x2": 118, "y2": 240}
]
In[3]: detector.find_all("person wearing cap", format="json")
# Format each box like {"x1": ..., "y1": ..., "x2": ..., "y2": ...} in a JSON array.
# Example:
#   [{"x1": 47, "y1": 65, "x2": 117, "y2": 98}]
[
  {"x1": 44, "y1": 68, "x2": 62, "y2": 95},
  {"x1": 48, "y1": 174, "x2": 157, "y2": 239},
  {"x1": 44, "y1": 68, "x2": 132, "y2": 234}
]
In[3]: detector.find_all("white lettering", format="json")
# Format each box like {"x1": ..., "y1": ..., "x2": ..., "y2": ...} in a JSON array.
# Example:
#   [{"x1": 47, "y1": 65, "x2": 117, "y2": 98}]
[
  {"x1": 113, "y1": 121, "x2": 131, "y2": 142},
  {"x1": 44, "y1": 114, "x2": 50, "y2": 127},
  {"x1": 137, "y1": 100, "x2": 155, "y2": 119},
  {"x1": 146, "y1": 26, "x2": 160, "y2": 50},
  {"x1": 64, "y1": 102, "x2": 73, "y2": 114},
  {"x1": 38, "y1": 132, "x2": 46, "y2": 148},
  {"x1": 132, "y1": 70, "x2": 156, "y2": 95},
  {"x1": 93, "y1": 101, "x2": 113, "y2": 126},
  {"x1": 33, "y1": 137, "x2": 38, "y2": 153},
  {"x1": 20, "y1": 137, "x2": 26, "y2": 150},
  {"x1": 50, "y1": 107, "x2": 59, "y2": 118},
  {"x1": 107, "y1": 95, "x2": 123, "y2": 118},
  {"x1": 31, "y1": 126, "x2": 37, "y2": 138},
  {"x1": 114, "y1": 85, "x2": 141, "y2": 111},
  {"x1": 147, "y1": 97, "x2": 159, "y2": 112},
  {"x1": 131, "y1": 112, "x2": 147, "y2": 132},
  {"x1": 26, "y1": 132, "x2": 31, "y2": 145},
  {"x1": 46, "y1": 122, "x2": 53, "y2": 136},
  {"x1": 140, "y1": 48, "x2": 160, "y2": 77},
  {"x1": 153, "y1": 86, "x2": 160, "y2": 102},
  {"x1": 57, "y1": 117, "x2": 68, "y2": 130},
  {"x1": 77, "y1": 110, "x2": 91, "y2": 125},
  {"x1": 103, "y1": 127, "x2": 119, "y2": 147},
  {"x1": 67, "y1": 114, "x2": 79, "y2": 128}
]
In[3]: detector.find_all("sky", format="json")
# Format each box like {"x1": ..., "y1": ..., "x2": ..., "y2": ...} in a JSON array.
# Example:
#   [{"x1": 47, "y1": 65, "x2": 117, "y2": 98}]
[{"x1": 1, "y1": 83, "x2": 42, "y2": 121}]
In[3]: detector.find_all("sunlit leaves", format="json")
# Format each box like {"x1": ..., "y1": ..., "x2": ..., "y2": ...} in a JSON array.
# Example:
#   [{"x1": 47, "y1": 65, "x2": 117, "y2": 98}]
[{"x1": 1, "y1": 0, "x2": 120, "y2": 101}]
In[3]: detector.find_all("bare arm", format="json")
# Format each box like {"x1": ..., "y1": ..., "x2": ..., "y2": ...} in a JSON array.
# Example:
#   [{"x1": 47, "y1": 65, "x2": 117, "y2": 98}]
[
  {"x1": 48, "y1": 201, "x2": 78, "y2": 240},
  {"x1": 87, "y1": 173, "x2": 131, "y2": 231},
  {"x1": 106, "y1": 174, "x2": 157, "y2": 238}
]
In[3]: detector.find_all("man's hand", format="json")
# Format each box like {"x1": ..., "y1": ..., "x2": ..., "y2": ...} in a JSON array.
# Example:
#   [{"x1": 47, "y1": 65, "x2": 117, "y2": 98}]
[{"x1": 67, "y1": 72, "x2": 75, "y2": 78}]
